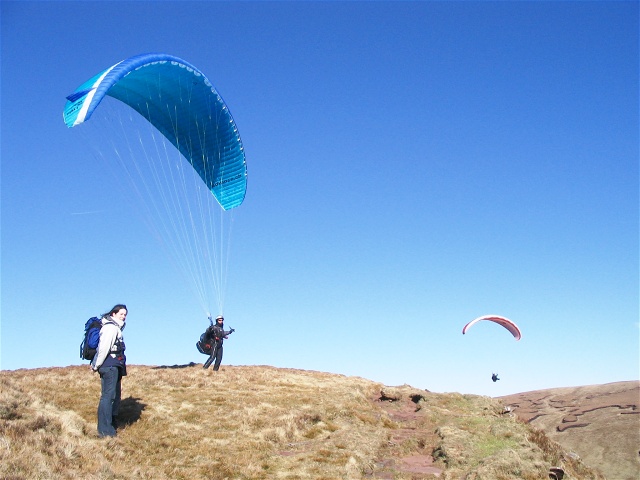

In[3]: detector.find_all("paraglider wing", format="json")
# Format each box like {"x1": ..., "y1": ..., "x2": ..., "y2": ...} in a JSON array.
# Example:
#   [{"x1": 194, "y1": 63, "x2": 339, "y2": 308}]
[
  {"x1": 63, "y1": 53, "x2": 247, "y2": 210},
  {"x1": 462, "y1": 315, "x2": 522, "y2": 341}
]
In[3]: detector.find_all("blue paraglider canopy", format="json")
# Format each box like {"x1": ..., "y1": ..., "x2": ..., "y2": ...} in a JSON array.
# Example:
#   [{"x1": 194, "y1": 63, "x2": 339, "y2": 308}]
[
  {"x1": 64, "y1": 53, "x2": 248, "y2": 315},
  {"x1": 63, "y1": 53, "x2": 247, "y2": 211}
]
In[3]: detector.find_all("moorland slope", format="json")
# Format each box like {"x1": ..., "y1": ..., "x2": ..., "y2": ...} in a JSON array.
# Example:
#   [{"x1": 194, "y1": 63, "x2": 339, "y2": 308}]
[
  {"x1": 0, "y1": 364, "x2": 622, "y2": 479},
  {"x1": 500, "y1": 381, "x2": 639, "y2": 480}
]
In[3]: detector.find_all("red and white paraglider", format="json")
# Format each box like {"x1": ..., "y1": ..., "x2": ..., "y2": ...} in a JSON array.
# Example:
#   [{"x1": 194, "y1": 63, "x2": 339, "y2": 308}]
[
  {"x1": 462, "y1": 315, "x2": 521, "y2": 341},
  {"x1": 462, "y1": 315, "x2": 521, "y2": 382}
]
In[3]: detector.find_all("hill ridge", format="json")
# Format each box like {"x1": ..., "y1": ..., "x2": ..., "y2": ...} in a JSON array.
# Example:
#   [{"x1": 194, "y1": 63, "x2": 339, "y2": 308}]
[{"x1": 2, "y1": 364, "x2": 631, "y2": 479}]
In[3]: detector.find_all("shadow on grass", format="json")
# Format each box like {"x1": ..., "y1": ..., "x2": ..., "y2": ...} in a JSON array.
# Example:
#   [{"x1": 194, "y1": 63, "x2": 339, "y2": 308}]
[
  {"x1": 152, "y1": 362, "x2": 199, "y2": 370},
  {"x1": 118, "y1": 396, "x2": 147, "y2": 426}
]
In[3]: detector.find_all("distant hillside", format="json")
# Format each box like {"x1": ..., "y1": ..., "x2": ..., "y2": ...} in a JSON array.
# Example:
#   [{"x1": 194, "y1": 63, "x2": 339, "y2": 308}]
[
  {"x1": 1, "y1": 364, "x2": 609, "y2": 479},
  {"x1": 500, "y1": 381, "x2": 639, "y2": 480}
]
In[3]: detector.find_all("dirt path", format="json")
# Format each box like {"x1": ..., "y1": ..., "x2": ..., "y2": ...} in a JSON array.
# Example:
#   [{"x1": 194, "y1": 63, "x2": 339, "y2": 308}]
[{"x1": 365, "y1": 387, "x2": 443, "y2": 479}]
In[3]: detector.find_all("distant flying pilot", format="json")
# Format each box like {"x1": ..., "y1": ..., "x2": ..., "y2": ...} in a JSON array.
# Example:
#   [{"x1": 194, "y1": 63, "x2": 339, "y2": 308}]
[{"x1": 491, "y1": 373, "x2": 500, "y2": 382}]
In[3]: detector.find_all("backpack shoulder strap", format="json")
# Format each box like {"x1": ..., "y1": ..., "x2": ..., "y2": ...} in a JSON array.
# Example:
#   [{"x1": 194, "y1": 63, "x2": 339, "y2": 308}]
[{"x1": 102, "y1": 318, "x2": 121, "y2": 329}]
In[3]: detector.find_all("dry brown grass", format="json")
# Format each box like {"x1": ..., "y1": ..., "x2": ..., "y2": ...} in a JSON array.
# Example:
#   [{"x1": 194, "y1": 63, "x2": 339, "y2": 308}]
[
  {"x1": 1, "y1": 364, "x2": 605, "y2": 479},
  {"x1": 420, "y1": 392, "x2": 606, "y2": 480}
]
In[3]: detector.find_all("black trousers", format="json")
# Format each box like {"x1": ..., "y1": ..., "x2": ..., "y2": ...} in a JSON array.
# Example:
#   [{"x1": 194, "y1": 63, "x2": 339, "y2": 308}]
[
  {"x1": 204, "y1": 343, "x2": 224, "y2": 370},
  {"x1": 212, "y1": 344, "x2": 223, "y2": 370}
]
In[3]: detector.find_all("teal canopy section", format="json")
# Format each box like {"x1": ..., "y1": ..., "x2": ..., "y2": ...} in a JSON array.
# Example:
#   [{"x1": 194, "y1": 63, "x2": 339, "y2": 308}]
[{"x1": 63, "y1": 53, "x2": 247, "y2": 210}]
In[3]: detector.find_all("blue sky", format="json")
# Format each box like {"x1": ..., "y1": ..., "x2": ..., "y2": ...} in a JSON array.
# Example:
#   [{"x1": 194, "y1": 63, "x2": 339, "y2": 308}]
[{"x1": 2, "y1": 1, "x2": 638, "y2": 397}]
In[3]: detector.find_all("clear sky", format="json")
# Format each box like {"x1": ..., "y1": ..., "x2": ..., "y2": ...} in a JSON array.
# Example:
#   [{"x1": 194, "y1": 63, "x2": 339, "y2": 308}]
[{"x1": 2, "y1": 1, "x2": 638, "y2": 397}]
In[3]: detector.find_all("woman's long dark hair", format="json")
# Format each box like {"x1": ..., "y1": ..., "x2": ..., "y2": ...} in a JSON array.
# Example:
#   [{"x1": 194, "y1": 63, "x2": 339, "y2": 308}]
[{"x1": 105, "y1": 304, "x2": 127, "y2": 317}]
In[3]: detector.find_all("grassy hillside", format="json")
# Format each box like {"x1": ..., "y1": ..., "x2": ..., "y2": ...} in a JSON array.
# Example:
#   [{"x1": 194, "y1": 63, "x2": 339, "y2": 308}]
[
  {"x1": 500, "y1": 381, "x2": 640, "y2": 480},
  {"x1": 1, "y1": 364, "x2": 604, "y2": 479}
]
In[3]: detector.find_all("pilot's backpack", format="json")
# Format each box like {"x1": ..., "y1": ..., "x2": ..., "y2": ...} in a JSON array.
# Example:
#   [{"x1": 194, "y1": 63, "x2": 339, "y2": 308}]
[{"x1": 196, "y1": 329, "x2": 213, "y2": 355}]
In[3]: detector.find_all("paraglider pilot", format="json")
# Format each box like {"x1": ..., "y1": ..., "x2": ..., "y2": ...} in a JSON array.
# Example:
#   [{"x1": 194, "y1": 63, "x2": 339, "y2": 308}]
[
  {"x1": 491, "y1": 373, "x2": 500, "y2": 382},
  {"x1": 202, "y1": 315, "x2": 234, "y2": 370}
]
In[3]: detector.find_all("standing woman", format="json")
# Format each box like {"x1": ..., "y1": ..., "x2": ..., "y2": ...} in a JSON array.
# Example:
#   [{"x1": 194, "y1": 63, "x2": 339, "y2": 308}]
[{"x1": 91, "y1": 304, "x2": 127, "y2": 437}]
